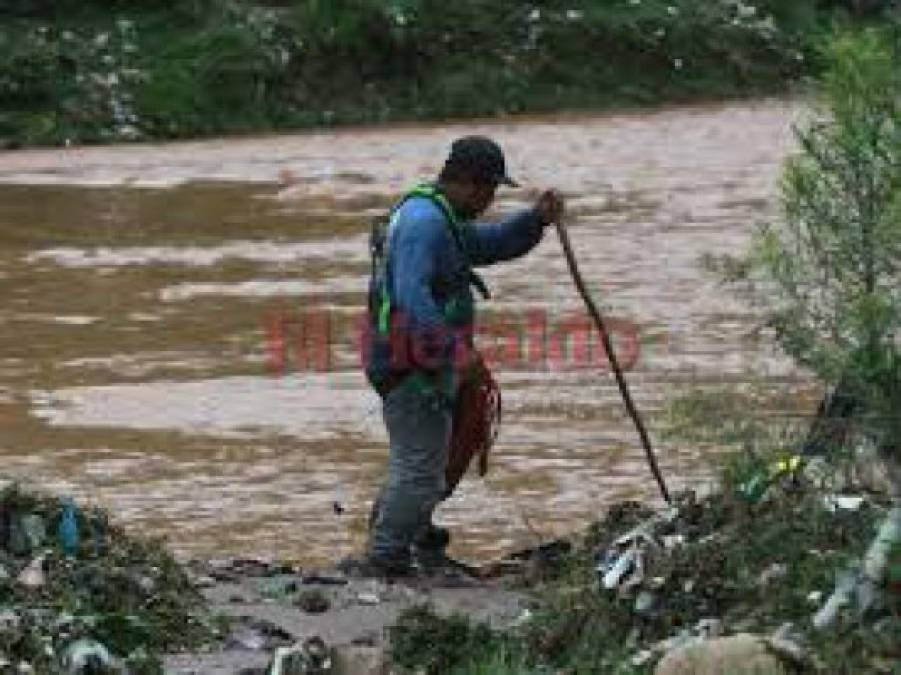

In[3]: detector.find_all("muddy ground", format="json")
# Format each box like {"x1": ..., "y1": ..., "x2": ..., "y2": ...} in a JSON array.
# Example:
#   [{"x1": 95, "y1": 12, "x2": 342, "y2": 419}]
[{"x1": 164, "y1": 559, "x2": 530, "y2": 674}]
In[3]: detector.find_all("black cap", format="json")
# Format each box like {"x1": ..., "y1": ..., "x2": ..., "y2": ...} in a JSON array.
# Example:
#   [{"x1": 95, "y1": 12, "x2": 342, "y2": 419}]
[{"x1": 444, "y1": 136, "x2": 519, "y2": 187}]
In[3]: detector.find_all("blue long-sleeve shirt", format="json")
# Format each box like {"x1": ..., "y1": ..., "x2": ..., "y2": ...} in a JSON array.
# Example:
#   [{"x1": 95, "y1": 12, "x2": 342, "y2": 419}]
[{"x1": 383, "y1": 194, "x2": 545, "y2": 373}]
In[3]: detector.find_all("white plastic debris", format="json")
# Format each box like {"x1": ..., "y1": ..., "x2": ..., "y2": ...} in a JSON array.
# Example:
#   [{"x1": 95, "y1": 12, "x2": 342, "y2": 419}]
[
  {"x1": 757, "y1": 562, "x2": 788, "y2": 586},
  {"x1": 268, "y1": 637, "x2": 331, "y2": 675},
  {"x1": 602, "y1": 546, "x2": 639, "y2": 589},
  {"x1": 822, "y1": 494, "x2": 865, "y2": 513},
  {"x1": 630, "y1": 649, "x2": 654, "y2": 666},
  {"x1": 662, "y1": 534, "x2": 685, "y2": 550},
  {"x1": 60, "y1": 640, "x2": 119, "y2": 674},
  {"x1": 695, "y1": 618, "x2": 724, "y2": 639},
  {"x1": 17, "y1": 554, "x2": 46, "y2": 590},
  {"x1": 511, "y1": 608, "x2": 533, "y2": 627}
]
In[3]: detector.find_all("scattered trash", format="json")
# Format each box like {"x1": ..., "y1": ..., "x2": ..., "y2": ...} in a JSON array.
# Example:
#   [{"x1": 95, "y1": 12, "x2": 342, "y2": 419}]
[
  {"x1": 58, "y1": 499, "x2": 79, "y2": 557},
  {"x1": 822, "y1": 494, "x2": 866, "y2": 513},
  {"x1": 630, "y1": 648, "x2": 654, "y2": 666},
  {"x1": 266, "y1": 637, "x2": 331, "y2": 675},
  {"x1": 511, "y1": 608, "x2": 533, "y2": 627},
  {"x1": 662, "y1": 534, "x2": 685, "y2": 550},
  {"x1": 60, "y1": 639, "x2": 119, "y2": 674},
  {"x1": 0, "y1": 484, "x2": 215, "y2": 671},
  {"x1": 193, "y1": 574, "x2": 217, "y2": 589},
  {"x1": 596, "y1": 509, "x2": 677, "y2": 591},
  {"x1": 766, "y1": 623, "x2": 808, "y2": 668},
  {"x1": 736, "y1": 454, "x2": 802, "y2": 504},
  {"x1": 600, "y1": 545, "x2": 641, "y2": 589}
]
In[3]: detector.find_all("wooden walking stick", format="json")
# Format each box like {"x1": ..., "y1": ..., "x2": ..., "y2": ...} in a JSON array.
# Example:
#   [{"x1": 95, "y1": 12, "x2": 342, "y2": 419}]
[{"x1": 554, "y1": 219, "x2": 671, "y2": 504}]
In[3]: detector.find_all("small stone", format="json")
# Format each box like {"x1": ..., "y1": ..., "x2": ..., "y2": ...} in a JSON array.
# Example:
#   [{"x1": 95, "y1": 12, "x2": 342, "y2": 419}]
[
  {"x1": 654, "y1": 634, "x2": 790, "y2": 675},
  {"x1": 296, "y1": 589, "x2": 330, "y2": 614},
  {"x1": 17, "y1": 555, "x2": 46, "y2": 590},
  {"x1": 331, "y1": 645, "x2": 388, "y2": 675}
]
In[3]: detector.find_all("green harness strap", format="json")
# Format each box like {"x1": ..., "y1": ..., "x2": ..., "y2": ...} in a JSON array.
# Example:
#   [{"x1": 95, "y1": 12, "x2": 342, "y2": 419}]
[{"x1": 376, "y1": 184, "x2": 487, "y2": 335}]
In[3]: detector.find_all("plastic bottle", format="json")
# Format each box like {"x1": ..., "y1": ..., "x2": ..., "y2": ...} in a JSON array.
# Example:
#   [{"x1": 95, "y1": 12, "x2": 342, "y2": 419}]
[{"x1": 58, "y1": 498, "x2": 79, "y2": 557}]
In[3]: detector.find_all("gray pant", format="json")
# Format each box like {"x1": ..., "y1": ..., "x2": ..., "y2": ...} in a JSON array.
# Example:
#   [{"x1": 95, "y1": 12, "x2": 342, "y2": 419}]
[{"x1": 368, "y1": 379, "x2": 451, "y2": 561}]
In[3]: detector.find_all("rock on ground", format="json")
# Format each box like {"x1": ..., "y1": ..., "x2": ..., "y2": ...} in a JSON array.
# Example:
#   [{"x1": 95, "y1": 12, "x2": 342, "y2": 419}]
[
  {"x1": 655, "y1": 634, "x2": 791, "y2": 675},
  {"x1": 331, "y1": 645, "x2": 388, "y2": 675}
]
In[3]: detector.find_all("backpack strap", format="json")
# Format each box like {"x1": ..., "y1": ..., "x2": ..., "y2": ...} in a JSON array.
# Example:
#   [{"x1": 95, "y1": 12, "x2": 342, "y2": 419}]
[
  {"x1": 402, "y1": 184, "x2": 490, "y2": 299},
  {"x1": 373, "y1": 184, "x2": 490, "y2": 336}
]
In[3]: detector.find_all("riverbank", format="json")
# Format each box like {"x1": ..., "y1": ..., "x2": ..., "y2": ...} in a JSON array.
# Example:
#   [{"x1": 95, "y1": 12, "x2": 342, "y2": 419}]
[
  {"x1": 3, "y1": 474, "x2": 897, "y2": 674},
  {"x1": 0, "y1": 0, "x2": 880, "y2": 148}
]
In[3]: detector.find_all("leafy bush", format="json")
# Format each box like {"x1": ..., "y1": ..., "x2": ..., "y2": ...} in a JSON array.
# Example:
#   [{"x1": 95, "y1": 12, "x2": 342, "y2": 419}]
[
  {"x1": 136, "y1": 2, "x2": 299, "y2": 137},
  {"x1": 0, "y1": 0, "x2": 877, "y2": 146}
]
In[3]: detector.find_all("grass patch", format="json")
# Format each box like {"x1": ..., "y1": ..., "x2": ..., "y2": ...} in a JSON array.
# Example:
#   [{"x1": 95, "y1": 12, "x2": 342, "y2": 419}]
[{"x1": 388, "y1": 486, "x2": 895, "y2": 673}]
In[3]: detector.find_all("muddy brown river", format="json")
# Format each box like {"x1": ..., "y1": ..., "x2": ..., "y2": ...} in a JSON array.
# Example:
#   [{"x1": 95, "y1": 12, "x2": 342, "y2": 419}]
[{"x1": 0, "y1": 99, "x2": 811, "y2": 566}]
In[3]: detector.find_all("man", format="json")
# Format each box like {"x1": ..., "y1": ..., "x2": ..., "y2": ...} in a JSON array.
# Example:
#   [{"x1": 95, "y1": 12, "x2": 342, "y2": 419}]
[{"x1": 362, "y1": 136, "x2": 564, "y2": 576}]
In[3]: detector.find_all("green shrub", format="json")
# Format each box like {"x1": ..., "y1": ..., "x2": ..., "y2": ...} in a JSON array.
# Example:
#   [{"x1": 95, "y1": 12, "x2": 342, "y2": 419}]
[
  {"x1": 390, "y1": 605, "x2": 511, "y2": 675},
  {"x1": 754, "y1": 25, "x2": 901, "y2": 456},
  {"x1": 0, "y1": 0, "x2": 876, "y2": 146}
]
